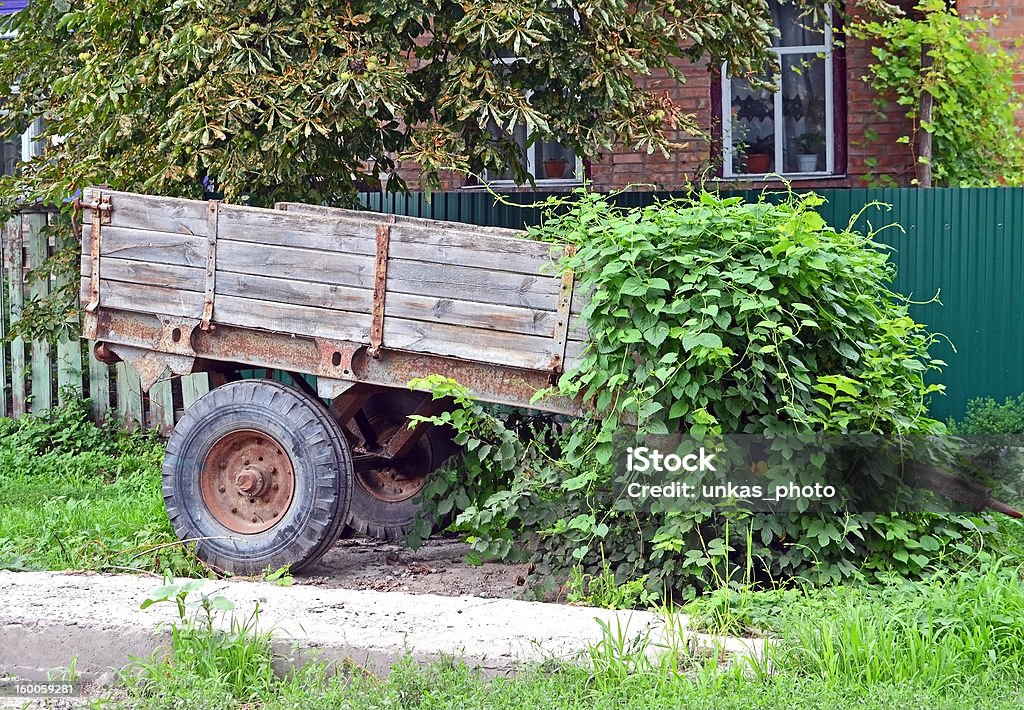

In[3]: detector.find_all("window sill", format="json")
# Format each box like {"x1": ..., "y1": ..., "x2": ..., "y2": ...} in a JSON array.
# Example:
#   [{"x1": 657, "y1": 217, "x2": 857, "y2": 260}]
[
  {"x1": 717, "y1": 172, "x2": 847, "y2": 182},
  {"x1": 461, "y1": 179, "x2": 584, "y2": 191}
]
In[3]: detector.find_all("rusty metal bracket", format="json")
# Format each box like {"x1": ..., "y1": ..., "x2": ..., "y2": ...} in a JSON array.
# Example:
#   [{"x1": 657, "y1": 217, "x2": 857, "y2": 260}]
[
  {"x1": 315, "y1": 338, "x2": 359, "y2": 378},
  {"x1": 368, "y1": 215, "x2": 395, "y2": 358},
  {"x1": 201, "y1": 200, "x2": 219, "y2": 331},
  {"x1": 84, "y1": 193, "x2": 112, "y2": 313},
  {"x1": 548, "y1": 245, "x2": 576, "y2": 381}
]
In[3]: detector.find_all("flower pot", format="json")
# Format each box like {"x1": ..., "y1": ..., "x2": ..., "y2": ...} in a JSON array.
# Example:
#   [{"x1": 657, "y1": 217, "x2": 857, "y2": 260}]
[
  {"x1": 543, "y1": 159, "x2": 568, "y2": 179},
  {"x1": 745, "y1": 153, "x2": 772, "y2": 174},
  {"x1": 796, "y1": 154, "x2": 819, "y2": 172}
]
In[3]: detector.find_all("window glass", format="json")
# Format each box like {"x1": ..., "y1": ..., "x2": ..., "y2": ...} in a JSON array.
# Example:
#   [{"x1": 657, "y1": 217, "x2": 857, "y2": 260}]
[
  {"x1": 781, "y1": 55, "x2": 827, "y2": 173},
  {"x1": 730, "y1": 76, "x2": 776, "y2": 175},
  {"x1": 771, "y1": 3, "x2": 825, "y2": 47}
]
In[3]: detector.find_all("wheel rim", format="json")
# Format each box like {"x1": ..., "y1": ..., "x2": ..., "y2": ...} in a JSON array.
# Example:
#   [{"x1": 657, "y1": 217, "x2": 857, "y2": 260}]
[
  {"x1": 200, "y1": 429, "x2": 296, "y2": 534},
  {"x1": 356, "y1": 415, "x2": 432, "y2": 503}
]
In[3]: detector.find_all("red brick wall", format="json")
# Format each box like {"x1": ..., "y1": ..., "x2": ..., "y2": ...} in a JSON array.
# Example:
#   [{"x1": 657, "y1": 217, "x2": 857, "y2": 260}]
[
  {"x1": 393, "y1": 2, "x2": 933, "y2": 192},
  {"x1": 958, "y1": 0, "x2": 1024, "y2": 105}
]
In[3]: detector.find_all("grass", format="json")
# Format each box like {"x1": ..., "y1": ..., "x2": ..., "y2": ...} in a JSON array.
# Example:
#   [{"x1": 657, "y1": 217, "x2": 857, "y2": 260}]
[
  {"x1": 94, "y1": 561, "x2": 1024, "y2": 709},
  {"x1": 0, "y1": 398, "x2": 201, "y2": 576}
]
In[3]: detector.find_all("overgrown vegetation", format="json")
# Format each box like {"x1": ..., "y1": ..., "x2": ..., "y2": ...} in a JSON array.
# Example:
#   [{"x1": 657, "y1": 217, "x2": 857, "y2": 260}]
[
  {"x1": 409, "y1": 189, "x2": 994, "y2": 599},
  {"x1": 852, "y1": 0, "x2": 1024, "y2": 186},
  {"x1": 123, "y1": 575, "x2": 276, "y2": 707},
  {"x1": 0, "y1": 397, "x2": 200, "y2": 575}
]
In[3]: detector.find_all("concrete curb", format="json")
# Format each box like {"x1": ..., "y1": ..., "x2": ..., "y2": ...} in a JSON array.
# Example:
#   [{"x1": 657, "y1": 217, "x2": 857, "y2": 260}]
[{"x1": 0, "y1": 571, "x2": 763, "y2": 681}]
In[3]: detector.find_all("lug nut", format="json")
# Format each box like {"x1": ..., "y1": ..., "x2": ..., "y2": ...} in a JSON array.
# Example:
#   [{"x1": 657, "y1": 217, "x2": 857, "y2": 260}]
[
  {"x1": 231, "y1": 507, "x2": 237, "y2": 513},
  {"x1": 272, "y1": 483, "x2": 279, "y2": 490}
]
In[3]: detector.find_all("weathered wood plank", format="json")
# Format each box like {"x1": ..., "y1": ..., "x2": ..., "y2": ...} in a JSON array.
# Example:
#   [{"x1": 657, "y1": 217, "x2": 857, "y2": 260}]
[
  {"x1": 217, "y1": 239, "x2": 375, "y2": 289},
  {"x1": 81, "y1": 225, "x2": 208, "y2": 269},
  {"x1": 0, "y1": 220, "x2": 7, "y2": 418},
  {"x1": 219, "y1": 214, "x2": 556, "y2": 277},
  {"x1": 57, "y1": 224, "x2": 84, "y2": 403},
  {"x1": 81, "y1": 256, "x2": 205, "y2": 292},
  {"x1": 218, "y1": 270, "x2": 560, "y2": 338},
  {"x1": 383, "y1": 318, "x2": 557, "y2": 371},
  {"x1": 181, "y1": 373, "x2": 210, "y2": 411},
  {"x1": 214, "y1": 294, "x2": 372, "y2": 344},
  {"x1": 56, "y1": 338, "x2": 83, "y2": 404},
  {"x1": 6, "y1": 216, "x2": 26, "y2": 416},
  {"x1": 274, "y1": 201, "x2": 526, "y2": 241},
  {"x1": 83, "y1": 187, "x2": 209, "y2": 237},
  {"x1": 26, "y1": 212, "x2": 51, "y2": 413},
  {"x1": 273, "y1": 201, "x2": 562, "y2": 272},
  {"x1": 148, "y1": 376, "x2": 175, "y2": 433},
  {"x1": 217, "y1": 271, "x2": 372, "y2": 314},
  {"x1": 115, "y1": 359, "x2": 144, "y2": 430},
  {"x1": 87, "y1": 347, "x2": 111, "y2": 421},
  {"x1": 387, "y1": 259, "x2": 562, "y2": 310},
  {"x1": 217, "y1": 203, "x2": 378, "y2": 256},
  {"x1": 81, "y1": 277, "x2": 204, "y2": 319}
]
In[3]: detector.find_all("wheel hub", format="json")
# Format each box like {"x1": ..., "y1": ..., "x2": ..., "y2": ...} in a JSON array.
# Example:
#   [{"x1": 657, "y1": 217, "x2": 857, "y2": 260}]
[
  {"x1": 355, "y1": 417, "x2": 431, "y2": 503},
  {"x1": 200, "y1": 430, "x2": 295, "y2": 534}
]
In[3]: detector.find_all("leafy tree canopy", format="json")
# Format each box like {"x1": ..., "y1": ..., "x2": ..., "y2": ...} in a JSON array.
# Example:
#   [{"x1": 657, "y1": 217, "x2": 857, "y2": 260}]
[{"x1": 0, "y1": 0, "x2": 837, "y2": 207}]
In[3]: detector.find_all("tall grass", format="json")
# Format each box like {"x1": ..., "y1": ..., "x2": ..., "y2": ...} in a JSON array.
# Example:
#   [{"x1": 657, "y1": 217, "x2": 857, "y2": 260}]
[{"x1": 771, "y1": 564, "x2": 1024, "y2": 688}]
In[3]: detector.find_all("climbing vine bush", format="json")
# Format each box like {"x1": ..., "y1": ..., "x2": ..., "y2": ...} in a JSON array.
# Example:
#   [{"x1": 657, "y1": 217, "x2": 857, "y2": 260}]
[
  {"x1": 411, "y1": 190, "x2": 991, "y2": 598},
  {"x1": 851, "y1": 0, "x2": 1024, "y2": 186}
]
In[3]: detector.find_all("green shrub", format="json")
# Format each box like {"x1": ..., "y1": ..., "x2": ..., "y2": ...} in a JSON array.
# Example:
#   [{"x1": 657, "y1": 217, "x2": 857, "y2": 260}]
[
  {"x1": 412, "y1": 190, "x2": 988, "y2": 599},
  {"x1": 949, "y1": 394, "x2": 1024, "y2": 437}
]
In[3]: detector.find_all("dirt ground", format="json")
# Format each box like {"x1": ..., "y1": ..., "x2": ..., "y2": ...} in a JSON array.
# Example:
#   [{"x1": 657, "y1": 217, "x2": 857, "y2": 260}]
[{"x1": 301, "y1": 534, "x2": 555, "y2": 601}]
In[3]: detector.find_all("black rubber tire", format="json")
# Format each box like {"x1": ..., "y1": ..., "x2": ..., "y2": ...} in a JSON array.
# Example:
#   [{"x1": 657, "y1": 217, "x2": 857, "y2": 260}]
[
  {"x1": 345, "y1": 390, "x2": 458, "y2": 541},
  {"x1": 163, "y1": 379, "x2": 352, "y2": 575}
]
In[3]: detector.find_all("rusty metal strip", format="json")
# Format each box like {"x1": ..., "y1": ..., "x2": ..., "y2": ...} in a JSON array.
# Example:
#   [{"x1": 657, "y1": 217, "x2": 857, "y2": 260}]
[
  {"x1": 548, "y1": 245, "x2": 576, "y2": 378},
  {"x1": 368, "y1": 215, "x2": 395, "y2": 358},
  {"x1": 201, "y1": 200, "x2": 219, "y2": 331},
  {"x1": 84, "y1": 193, "x2": 112, "y2": 313}
]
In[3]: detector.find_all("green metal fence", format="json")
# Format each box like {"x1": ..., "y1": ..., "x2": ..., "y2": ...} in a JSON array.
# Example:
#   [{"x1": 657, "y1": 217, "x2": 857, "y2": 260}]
[{"x1": 364, "y1": 187, "x2": 1024, "y2": 421}]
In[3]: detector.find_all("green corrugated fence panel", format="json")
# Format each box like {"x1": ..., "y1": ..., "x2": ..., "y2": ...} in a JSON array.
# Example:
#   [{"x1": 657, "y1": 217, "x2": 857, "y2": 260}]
[{"x1": 361, "y1": 187, "x2": 1024, "y2": 421}]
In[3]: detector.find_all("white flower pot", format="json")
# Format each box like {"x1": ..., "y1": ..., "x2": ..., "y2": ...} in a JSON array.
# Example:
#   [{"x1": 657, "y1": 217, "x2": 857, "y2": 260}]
[{"x1": 797, "y1": 154, "x2": 819, "y2": 172}]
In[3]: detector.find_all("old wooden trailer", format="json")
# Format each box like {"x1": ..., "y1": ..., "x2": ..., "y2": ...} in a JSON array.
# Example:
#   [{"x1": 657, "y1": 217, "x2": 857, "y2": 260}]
[{"x1": 78, "y1": 187, "x2": 588, "y2": 574}]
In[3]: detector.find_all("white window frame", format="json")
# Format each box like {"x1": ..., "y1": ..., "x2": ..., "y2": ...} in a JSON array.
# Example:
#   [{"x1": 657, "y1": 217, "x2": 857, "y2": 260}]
[
  {"x1": 475, "y1": 57, "x2": 584, "y2": 189},
  {"x1": 721, "y1": 4, "x2": 835, "y2": 179}
]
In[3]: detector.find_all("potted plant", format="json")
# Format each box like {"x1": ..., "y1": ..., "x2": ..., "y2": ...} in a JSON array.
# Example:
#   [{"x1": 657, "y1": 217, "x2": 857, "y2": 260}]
[
  {"x1": 793, "y1": 131, "x2": 824, "y2": 172},
  {"x1": 543, "y1": 156, "x2": 569, "y2": 179},
  {"x1": 742, "y1": 134, "x2": 773, "y2": 174}
]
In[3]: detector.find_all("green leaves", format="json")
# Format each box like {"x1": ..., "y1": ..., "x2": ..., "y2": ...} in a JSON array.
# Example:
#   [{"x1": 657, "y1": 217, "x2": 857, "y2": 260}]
[{"x1": 851, "y1": 1, "x2": 1024, "y2": 187}]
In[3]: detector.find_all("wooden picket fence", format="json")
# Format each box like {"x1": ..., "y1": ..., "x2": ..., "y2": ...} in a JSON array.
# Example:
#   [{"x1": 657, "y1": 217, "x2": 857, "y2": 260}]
[{"x1": 0, "y1": 208, "x2": 209, "y2": 432}]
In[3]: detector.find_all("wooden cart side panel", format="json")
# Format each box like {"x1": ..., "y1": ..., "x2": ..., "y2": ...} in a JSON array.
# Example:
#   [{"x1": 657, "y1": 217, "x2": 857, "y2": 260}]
[{"x1": 81, "y1": 188, "x2": 591, "y2": 373}]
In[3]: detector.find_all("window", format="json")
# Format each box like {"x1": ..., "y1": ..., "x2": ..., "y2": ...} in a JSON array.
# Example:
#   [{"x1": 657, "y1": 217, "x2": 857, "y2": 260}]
[
  {"x1": 479, "y1": 42, "x2": 584, "y2": 187},
  {"x1": 485, "y1": 117, "x2": 582, "y2": 184},
  {"x1": 721, "y1": 3, "x2": 836, "y2": 178},
  {"x1": 0, "y1": 116, "x2": 42, "y2": 177}
]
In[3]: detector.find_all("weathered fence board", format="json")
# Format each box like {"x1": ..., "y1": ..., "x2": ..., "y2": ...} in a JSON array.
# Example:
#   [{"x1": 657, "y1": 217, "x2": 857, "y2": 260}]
[
  {"x1": 0, "y1": 226, "x2": 6, "y2": 418},
  {"x1": 2, "y1": 210, "x2": 211, "y2": 431},
  {"x1": 6, "y1": 214, "x2": 26, "y2": 416}
]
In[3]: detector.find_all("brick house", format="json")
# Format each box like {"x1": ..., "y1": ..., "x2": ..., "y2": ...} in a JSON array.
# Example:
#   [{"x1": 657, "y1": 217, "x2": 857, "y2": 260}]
[
  {"x1": 1, "y1": 1, "x2": 1017, "y2": 192},
  {"x1": 421, "y1": 0, "x2": 1024, "y2": 193}
]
